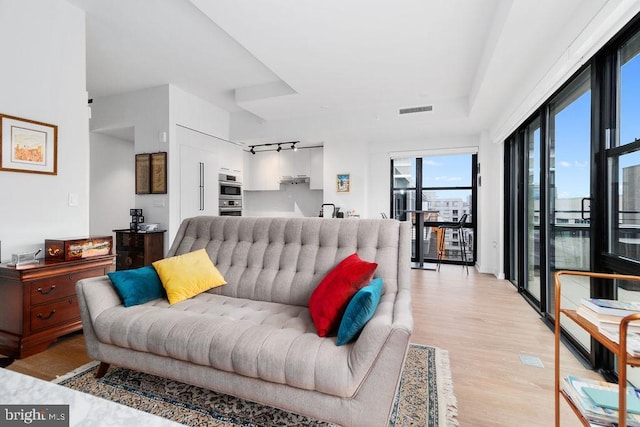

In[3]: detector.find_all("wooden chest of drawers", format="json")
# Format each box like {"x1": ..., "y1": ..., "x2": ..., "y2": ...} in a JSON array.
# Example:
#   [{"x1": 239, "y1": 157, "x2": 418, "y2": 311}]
[
  {"x1": 114, "y1": 230, "x2": 165, "y2": 270},
  {"x1": 0, "y1": 255, "x2": 114, "y2": 358}
]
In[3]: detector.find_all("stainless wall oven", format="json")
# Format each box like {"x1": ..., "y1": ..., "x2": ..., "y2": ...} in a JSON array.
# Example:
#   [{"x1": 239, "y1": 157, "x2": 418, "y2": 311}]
[{"x1": 219, "y1": 173, "x2": 242, "y2": 216}]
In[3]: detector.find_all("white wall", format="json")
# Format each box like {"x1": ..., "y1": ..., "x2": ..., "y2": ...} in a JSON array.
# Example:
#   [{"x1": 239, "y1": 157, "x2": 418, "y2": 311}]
[
  {"x1": 323, "y1": 137, "x2": 368, "y2": 217},
  {"x1": 89, "y1": 86, "x2": 171, "y2": 251},
  {"x1": 0, "y1": 0, "x2": 87, "y2": 261},
  {"x1": 476, "y1": 133, "x2": 503, "y2": 277},
  {"x1": 89, "y1": 84, "x2": 231, "y2": 252},
  {"x1": 169, "y1": 86, "x2": 231, "y2": 239},
  {"x1": 89, "y1": 133, "x2": 135, "y2": 241}
]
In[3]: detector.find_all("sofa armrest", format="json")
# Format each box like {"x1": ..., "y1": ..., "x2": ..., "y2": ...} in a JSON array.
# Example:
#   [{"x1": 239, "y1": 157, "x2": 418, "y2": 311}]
[
  {"x1": 75, "y1": 275, "x2": 123, "y2": 322},
  {"x1": 392, "y1": 286, "x2": 414, "y2": 333}
]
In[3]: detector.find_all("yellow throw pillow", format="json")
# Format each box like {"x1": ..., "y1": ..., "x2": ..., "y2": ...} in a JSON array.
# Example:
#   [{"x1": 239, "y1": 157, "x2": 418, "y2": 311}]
[{"x1": 152, "y1": 248, "x2": 226, "y2": 304}]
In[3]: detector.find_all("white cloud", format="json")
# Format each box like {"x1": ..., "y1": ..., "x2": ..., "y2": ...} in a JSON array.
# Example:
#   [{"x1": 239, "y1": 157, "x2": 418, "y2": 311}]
[
  {"x1": 434, "y1": 176, "x2": 462, "y2": 182},
  {"x1": 424, "y1": 160, "x2": 443, "y2": 166},
  {"x1": 558, "y1": 160, "x2": 588, "y2": 168}
]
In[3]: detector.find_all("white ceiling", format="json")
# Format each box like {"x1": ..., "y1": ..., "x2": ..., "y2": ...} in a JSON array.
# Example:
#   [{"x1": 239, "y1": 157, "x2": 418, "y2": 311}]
[{"x1": 69, "y1": 0, "x2": 615, "y2": 140}]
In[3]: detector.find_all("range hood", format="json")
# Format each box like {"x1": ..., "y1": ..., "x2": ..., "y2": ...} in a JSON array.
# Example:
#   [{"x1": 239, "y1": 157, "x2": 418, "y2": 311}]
[{"x1": 279, "y1": 175, "x2": 310, "y2": 185}]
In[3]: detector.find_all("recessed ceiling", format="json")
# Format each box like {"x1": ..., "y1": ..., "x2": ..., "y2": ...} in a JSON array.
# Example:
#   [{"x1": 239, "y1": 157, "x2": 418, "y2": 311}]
[{"x1": 69, "y1": 0, "x2": 615, "y2": 140}]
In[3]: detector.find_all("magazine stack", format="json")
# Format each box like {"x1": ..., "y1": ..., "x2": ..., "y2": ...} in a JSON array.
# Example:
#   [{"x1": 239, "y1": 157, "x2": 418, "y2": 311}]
[
  {"x1": 561, "y1": 375, "x2": 640, "y2": 426},
  {"x1": 576, "y1": 298, "x2": 640, "y2": 356}
]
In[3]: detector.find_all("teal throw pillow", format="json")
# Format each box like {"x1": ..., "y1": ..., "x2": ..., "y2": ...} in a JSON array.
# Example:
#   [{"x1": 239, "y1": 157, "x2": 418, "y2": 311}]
[
  {"x1": 336, "y1": 278, "x2": 383, "y2": 346},
  {"x1": 107, "y1": 266, "x2": 165, "y2": 307}
]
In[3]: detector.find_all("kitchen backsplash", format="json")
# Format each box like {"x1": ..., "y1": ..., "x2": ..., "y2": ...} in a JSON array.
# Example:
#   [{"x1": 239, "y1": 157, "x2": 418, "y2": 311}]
[{"x1": 243, "y1": 183, "x2": 323, "y2": 217}]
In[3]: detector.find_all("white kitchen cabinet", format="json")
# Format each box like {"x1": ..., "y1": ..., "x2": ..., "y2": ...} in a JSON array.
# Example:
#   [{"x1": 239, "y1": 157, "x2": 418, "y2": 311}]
[
  {"x1": 279, "y1": 149, "x2": 310, "y2": 178},
  {"x1": 244, "y1": 150, "x2": 280, "y2": 191},
  {"x1": 309, "y1": 147, "x2": 323, "y2": 190},
  {"x1": 217, "y1": 141, "x2": 243, "y2": 177},
  {"x1": 293, "y1": 149, "x2": 310, "y2": 177},
  {"x1": 180, "y1": 144, "x2": 219, "y2": 221},
  {"x1": 279, "y1": 150, "x2": 295, "y2": 178}
]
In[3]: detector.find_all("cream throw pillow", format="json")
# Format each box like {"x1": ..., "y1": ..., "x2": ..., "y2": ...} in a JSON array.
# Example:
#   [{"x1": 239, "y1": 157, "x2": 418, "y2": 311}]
[{"x1": 152, "y1": 248, "x2": 226, "y2": 304}]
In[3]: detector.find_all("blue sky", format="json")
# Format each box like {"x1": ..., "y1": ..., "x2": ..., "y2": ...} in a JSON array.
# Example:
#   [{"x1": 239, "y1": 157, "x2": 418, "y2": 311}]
[
  {"x1": 421, "y1": 155, "x2": 472, "y2": 187},
  {"x1": 536, "y1": 50, "x2": 640, "y2": 200},
  {"x1": 553, "y1": 90, "x2": 591, "y2": 199}
]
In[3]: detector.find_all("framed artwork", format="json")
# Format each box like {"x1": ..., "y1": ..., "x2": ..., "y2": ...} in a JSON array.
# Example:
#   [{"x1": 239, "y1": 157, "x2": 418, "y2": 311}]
[
  {"x1": 0, "y1": 114, "x2": 57, "y2": 175},
  {"x1": 150, "y1": 152, "x2": 167, "y2": 194},
  {"x1": 135, "y1": 154, "x2": 151, "y2": 194},
  {"x1": 336, "y1": 173, "x2": 350, "y2": 193}
]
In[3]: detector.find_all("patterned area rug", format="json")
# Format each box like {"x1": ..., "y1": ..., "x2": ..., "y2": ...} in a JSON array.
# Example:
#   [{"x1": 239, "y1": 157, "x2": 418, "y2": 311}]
[{"x1": 54, "y1": 343, "x2": 457, "y2": 427}]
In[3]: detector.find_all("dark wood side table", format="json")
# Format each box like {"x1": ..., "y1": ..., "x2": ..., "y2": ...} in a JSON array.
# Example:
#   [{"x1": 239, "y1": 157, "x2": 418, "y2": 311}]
[
  {"x1": 0, "y1": 255, "x2": 115, "y2": 358},
  {"x1": 113, "y1": 229, "x2": 165, "y2": 271}
]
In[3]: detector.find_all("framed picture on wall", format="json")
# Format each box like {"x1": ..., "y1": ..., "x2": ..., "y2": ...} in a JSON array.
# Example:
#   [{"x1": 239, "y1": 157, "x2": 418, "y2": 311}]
[
  {"x1": 336, "y1": 173, "x2": 350, "y2": 193},
  {"x1": 135, "y1": 153, "x2": 151, "y2": 194},
  {"x1": 150, "y1": 152, "x2": 167, "y2": 194},
  {"x1": 0, "y1": 114, "x2": 57, "y2": 175}
]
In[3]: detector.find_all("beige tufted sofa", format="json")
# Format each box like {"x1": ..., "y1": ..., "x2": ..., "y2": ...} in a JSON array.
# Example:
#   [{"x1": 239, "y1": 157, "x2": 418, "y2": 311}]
[{"x1": 76, "y1": 216, "x2": 413, "y2": 427}]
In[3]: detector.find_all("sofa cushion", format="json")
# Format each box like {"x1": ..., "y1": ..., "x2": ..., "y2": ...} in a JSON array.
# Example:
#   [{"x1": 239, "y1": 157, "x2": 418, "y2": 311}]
[
  {"x1": 336, "y1": 278, "x2": 383, "y2": 345},
  {"x1": 152, "y1": 248, "x2": 226, "y2": 304},
  {"x1": 166, "y1": 217, "x2": 403, "y2": 307},
  {"x1": 107, "y1": 266, "x2": 165, "y2": 307},
  {"x1": 308, "y1": 253, "x2": 377, "y2": 336},
  {"x1": 91, "y1": 292, "x2": 387, "y2": 396}
]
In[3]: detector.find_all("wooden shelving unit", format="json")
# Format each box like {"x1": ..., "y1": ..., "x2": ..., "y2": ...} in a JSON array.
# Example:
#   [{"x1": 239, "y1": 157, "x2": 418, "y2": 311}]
[{"x1": 555, "y1": 270, "x2": 640, "y2": 427}]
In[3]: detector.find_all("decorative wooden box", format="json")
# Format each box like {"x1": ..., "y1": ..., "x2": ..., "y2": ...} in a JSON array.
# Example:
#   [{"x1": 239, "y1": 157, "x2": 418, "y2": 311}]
[{"x1": 45, "y1": 236, "x2": 113, "y2": 261}]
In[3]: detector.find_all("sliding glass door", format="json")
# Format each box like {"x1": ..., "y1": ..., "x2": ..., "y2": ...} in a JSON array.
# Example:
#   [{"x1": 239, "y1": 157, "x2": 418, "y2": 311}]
[
  {"x1": 547, "y1": 68, "x2": 592, "y2": 351},
  {"x1": 524, "y1": 117, "x2": 542, "y2": 303},
  {"x1": 505, "y1": 16, "x2": 640, "y2": 373},
  {"x1": 505, "y1": 67, "x2": 594, "y2": 355},
  {"x1": 391, "y1": 153, "x2": 476, "y2": 267}
]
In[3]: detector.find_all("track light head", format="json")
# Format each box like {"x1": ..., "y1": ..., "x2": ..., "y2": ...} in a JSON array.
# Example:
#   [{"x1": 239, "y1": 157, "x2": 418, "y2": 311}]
[
  {"x1": 291, "y1": 143, "x2": 297, "y2": 151},
  {"x1": 250, "y1": 146, "x2": 255, "y2": 155},
  {"x1": 276, "y1": 144, "x2": 282, "y2": 152}
]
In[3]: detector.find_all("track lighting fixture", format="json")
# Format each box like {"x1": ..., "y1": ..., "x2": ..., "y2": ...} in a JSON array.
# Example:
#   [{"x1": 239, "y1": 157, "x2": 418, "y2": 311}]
[{"x1": 247, "y1": 141, "x2": 302, "y2": 154}]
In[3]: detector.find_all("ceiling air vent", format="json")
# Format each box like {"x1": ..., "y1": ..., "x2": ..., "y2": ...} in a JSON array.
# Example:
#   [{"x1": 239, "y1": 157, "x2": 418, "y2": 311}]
[{"x1": 399, "y1": 105, "x2": 433, "y2": 115}]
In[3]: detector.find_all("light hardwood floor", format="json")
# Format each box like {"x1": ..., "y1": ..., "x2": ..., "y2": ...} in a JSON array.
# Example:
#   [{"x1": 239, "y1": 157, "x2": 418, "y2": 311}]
[{"x1": 4, "y1": 265, "x2": 600, "y2": 426}]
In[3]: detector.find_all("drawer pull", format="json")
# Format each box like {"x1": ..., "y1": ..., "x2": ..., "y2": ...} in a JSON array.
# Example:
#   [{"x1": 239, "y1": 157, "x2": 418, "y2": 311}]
[
  {"x1": 36, "y1": 310, "x2": 56, "y2": 320},
  {"x1": 36, "y1": 285, "x2": 56, "y2": 295}
]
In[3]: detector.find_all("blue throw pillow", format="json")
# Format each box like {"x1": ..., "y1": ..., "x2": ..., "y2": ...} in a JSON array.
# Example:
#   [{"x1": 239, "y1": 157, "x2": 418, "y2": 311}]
[
  {"x1": 107, "y1": 266, "x2": 165, "y2": 307},
  {"x1": 336, "y1": 278, "x2": 383, "y2": 346}
]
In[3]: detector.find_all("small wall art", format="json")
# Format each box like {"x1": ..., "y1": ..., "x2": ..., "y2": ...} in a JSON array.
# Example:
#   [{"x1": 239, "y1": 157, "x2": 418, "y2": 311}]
[
  {"x1": 136, "y1": 152, "x2": 167, "y2": 195},
  {"x1": 150, "y1": 152, "x2": 167, "y2": 194},
  {"x1": 336, "y1": 173, "x2": 350, "y2": 193},
  {"x1": 135, "y1": 154, "x2": 151, "y2": 194},
  {"x1": 0, "y1": 114, "x2": 57, "y2": 175}
]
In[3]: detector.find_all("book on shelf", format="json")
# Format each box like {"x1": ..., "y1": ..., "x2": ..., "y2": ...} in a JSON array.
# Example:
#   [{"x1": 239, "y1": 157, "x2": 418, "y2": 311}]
[
  {"x1": 581, "y1": 298, "x2": 640, "y2": 317},
  {"x1": 577, "y1": 305, "x2": 640, "y2": 332},
  {"x1": 583, "y1": 387, "x2": 640, "y2": 414},
  {"x1": 562, "y1": 375, "x2": 640, "y2": 426},
  {"x1": 598, "y1": 327, "x2": 640, "y2": 356}
]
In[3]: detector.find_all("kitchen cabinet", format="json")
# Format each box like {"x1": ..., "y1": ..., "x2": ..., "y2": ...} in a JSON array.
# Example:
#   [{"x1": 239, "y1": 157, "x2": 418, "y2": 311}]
[
  {"x1": 217, "y1": 141, "x2": 243, "y2": 177},
  {"x1": 180, "y1": 144, "x2": 219, "y2": 221},
  {"x1": 309, "y1": 147, "x2": 323, "y2": 190},
  {"x1": 244, "y1": 146, "x2": 323, "y2": 191},
  {"x1": 244, "y1": 150, "x2": 280, "y2": 191},
  {"x1": 279, "y1": 149, "x2": 310, "y2": 179}
]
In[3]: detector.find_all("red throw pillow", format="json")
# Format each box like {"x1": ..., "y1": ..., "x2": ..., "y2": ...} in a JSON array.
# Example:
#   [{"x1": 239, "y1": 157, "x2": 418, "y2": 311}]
[{"x1": 309, "y1": 253, "x2": 378, "y2": 336}]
